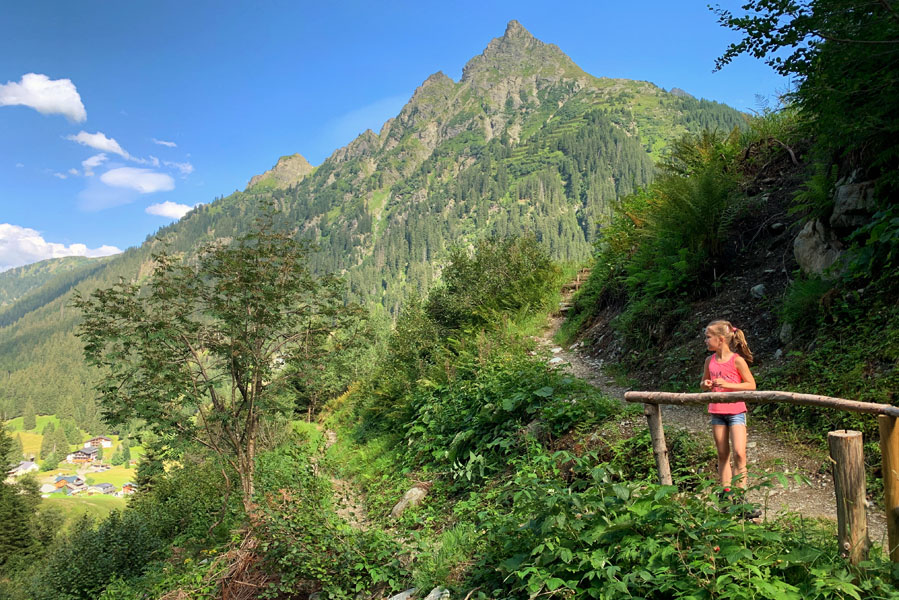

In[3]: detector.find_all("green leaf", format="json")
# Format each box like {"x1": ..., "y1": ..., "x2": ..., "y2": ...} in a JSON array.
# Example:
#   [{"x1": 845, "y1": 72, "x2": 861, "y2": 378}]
[{"x1": 545, "y1": 577, "x2": 566, "y2": 591}]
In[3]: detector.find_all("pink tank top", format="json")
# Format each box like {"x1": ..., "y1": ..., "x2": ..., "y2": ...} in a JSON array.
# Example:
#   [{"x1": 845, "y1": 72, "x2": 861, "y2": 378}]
[{"x1": 708, "y1": 353, "x2": 747, "y2": 415}]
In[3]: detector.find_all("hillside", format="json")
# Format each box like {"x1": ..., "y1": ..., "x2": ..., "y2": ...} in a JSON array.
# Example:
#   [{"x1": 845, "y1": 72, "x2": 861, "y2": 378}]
[
  {"x1": 0, "y1": 256, "x2": 105, "y2": 311},
  {"x1": 0, "y1": 20, "x2": 744, "y2": 428}
]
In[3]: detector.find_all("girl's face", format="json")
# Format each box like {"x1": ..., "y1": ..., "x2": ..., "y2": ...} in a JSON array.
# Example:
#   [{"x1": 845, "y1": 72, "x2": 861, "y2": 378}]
[{"x1": 705, "y1": 328, "x2": 722, "y2": 351}]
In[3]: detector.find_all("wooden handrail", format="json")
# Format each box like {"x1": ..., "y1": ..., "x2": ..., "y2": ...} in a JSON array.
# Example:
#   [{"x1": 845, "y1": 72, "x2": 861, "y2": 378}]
[
  {"x1": 624, "y1": 390, "x2": 899, "y2": 418},
  {"x1": 627, "y1": 388, "x2": 899, "y2": 564}
]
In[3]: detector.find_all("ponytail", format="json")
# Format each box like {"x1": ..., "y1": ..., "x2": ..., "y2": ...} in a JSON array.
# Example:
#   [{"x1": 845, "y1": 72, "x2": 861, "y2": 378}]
[
  {"x1": 731, "y1": 327, "x2": 754, "y2": 363},
  {"x1": 707, "y1": 319, "x2": 754, "y2": 363}
]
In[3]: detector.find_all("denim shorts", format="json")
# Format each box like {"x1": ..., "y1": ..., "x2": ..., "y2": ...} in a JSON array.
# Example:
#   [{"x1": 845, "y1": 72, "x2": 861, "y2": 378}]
[{"x1": 710, "y1": 412, "x2": 747, "y2": 427}]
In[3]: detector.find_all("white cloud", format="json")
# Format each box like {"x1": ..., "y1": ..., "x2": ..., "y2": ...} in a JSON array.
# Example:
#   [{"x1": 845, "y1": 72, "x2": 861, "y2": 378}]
[
  {"x1": 68, "y1": 168, "x2": 79, "y2": 176},
  {"x1": 15, "y1": 162, "x2": 24, "y2": 168},
  {"x1": 163, "y1": 160, "x2": 194, "y2": 176},
  {"x1": 53, "y1": 172, "x2": 67, "y2": 179},
  {"x1": 0, "y1": 223, "x2": 120, "y2": 271},
  {"x1": 152, "y1": 138, "x2": 177, "y2": 148},
  {"x1": 100, "y1": 167, "x2": 174, "y2": 194},
  {"x1": 67, "y1": 131, "x2": 131, "y2": 159},
  {"x1": 146, "y1": 201, "x2": 196, "y2": 219},
  {"x1": 81, "y1": 153, "x2": 107, "y2": 176},
  {"x1": 0, "y1": 73, "x2": 87, "y2": 122}
]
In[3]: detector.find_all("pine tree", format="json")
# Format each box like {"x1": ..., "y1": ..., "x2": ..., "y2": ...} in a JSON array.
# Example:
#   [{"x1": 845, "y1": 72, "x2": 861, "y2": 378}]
[
  {"x1": 52, "y1": 427, "x2": 69, "y2": 458},
  {"x1": 0, "y1": 429, "x2": 37, "y2": 569},
  {"x1": 39, "y1": 422, "x2": 56, "y2": 460},
  {"x1": 13, "y1": 435, "x2": 23, "y2": 462},
  {"x1": 22, "y1": 403, "x2": 36, "y2": 431}
]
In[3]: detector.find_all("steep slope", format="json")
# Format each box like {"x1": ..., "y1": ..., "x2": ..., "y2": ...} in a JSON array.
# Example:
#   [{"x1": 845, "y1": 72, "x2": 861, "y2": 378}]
[
  {"x1": 0, "y1": 256, "x2": 101, "y2": 309},
  {"x1": 0, "y1": 20, "x2": 745, "y2": 426}
]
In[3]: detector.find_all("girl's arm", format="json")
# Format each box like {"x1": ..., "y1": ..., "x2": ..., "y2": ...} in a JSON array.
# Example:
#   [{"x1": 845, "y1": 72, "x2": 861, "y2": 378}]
[
  {"x1": 714, "y1": 356, "x2": 757, "y2": 390},
  {"x1": 700, "y1": 356, "x2": 712, "y2": 391}
]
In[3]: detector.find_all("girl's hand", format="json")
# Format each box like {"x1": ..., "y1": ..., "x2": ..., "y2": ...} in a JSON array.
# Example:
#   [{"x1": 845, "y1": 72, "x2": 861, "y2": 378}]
[{"x1": 702, "y1": 379, "x2": 713, "y2": 390}]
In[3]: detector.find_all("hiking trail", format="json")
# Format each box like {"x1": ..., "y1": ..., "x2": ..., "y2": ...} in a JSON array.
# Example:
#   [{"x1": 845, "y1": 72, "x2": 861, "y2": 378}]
[{"x1": 540, "y1": 290, "x2": 888, "y2": 545}]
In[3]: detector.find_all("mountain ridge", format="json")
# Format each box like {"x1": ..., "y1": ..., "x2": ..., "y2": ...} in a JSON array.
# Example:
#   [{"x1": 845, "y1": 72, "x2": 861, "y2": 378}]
[{"x1": 0, "y1": 20, "x2": 747, "y2": 428}]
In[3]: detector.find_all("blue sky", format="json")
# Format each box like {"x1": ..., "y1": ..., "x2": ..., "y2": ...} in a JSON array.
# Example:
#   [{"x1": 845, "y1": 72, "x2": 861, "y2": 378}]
[{"x1": 0, "y1": 1, "x2": 790, "y2": 271}]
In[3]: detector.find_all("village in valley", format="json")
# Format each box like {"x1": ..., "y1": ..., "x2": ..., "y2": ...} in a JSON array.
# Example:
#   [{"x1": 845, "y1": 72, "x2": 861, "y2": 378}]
[{"x1": 4, "y1": 414, "x2": 142, "y2": 519}]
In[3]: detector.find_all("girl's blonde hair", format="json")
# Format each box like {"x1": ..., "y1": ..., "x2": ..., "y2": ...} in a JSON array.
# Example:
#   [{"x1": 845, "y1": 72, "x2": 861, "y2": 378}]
[{"x1": 707, "y1": 319, "x2": 754, "y2": 363}]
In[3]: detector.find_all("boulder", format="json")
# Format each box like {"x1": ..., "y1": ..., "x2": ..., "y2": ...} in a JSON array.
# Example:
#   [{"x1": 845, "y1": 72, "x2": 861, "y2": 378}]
[
  {"x1": 750, "y1": 284, "x2": 766, "y2": 299},
  {"x1": 423, "y1": 588, "x2": 450, "y2": 600},
  {"x1": 390, "y1": 485, "x2": 429, "y2": 519},
  {"x1": 387, "y1": 589, "x2": 418, "y2": 600},
  {"x1": 779, "y1": 323, "x2": 793, "y2": 344},
  {"x1": 830, "y1": 180, "x2": 876, "y2": 231},
  {"x1": 794, "y1": 219, "x2": 843, "y2": 276}
]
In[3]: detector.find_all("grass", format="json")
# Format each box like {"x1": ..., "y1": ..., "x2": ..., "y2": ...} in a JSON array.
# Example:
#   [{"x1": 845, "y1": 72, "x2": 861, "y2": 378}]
[
  {"x1": 5, "y1": 414, "x2": 62, "y2": 433},
  {"x1": 17, "y1": 431, "x2": 43, "y2": 460},
  {"x1": 81, "y1": 465, "x2": 138, "y2": 488},
  {"x1": 40, "y1": 494, "x2": 127, "y2": 530}
]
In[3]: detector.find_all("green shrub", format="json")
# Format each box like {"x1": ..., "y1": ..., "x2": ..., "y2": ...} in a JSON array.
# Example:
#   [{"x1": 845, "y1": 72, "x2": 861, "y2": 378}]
[
  {"x1": 425, "y1": 235, "x2": 562, "y2": 332},
  {"x1": 403, "y1": 350, "x2": 617, "y2": 485},
  {"x1": 471, "y1": 449, "x2": 898, "y2": 599},
  {"x1": 253, "y1": 443, "x2": 407, "y2": 598},
  {"x1": 129, "y1": 455, "x2": 242, "y2": 548},
  {"x1": 606, "y1": 428, "x2": 715, "y2": 487},
  {"x1": 780, "y1": 276, "x2": 833, "y2": 334},
  {"x1": 412, "y1": 523, "x2": 479, "y2": 591},
  {"x1": 790, "y1": 163, "x2": 837, "y2": 223},
  {"x1": 30, "y1": 511, "x2": 163, "y2": 600}
]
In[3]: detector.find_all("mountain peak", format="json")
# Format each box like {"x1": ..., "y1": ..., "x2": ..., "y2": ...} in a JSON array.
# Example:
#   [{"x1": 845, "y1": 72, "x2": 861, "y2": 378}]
[
  {"x1": 461, "y1": 20, "x2": 582, "y2": 85},
  {"x1": 247, "y1": 153, "x2": 314, "y2": 191},
  {"x1": 503, "y1": 19, "x2": 531, "y2": 40}
]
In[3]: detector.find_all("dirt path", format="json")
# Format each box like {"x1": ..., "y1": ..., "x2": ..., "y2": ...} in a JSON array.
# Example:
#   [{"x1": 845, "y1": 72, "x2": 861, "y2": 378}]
[
  {"x1": 320, "y1": 428, "x2": 371, "y2": 530},
  {"x1": 539, "y1": 311, "x2": 888, "y2": 545}
]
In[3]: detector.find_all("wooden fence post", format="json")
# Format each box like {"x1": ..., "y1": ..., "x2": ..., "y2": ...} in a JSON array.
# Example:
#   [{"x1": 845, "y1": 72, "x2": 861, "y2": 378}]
[
  {"x1": 644, "y1": 403, "x2": 673, "y2": 486},
  {"x1": 879, "y1": 416, "x2": 899, "y2": 563},
  {"x1": 828, "y1": 430, "x2": 870, "y2": 564}
]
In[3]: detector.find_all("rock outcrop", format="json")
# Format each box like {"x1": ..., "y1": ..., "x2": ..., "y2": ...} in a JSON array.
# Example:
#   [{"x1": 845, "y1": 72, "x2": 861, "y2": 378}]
[
  {"x1": 830, "y1": 179, "x2": 877, "y2": 232},
  {"x1": 247, "y1": 153, "x2": 314, "y2": 190},
  {"x1": 794, "y1": 219, "x2": 843, "y2": 276}
]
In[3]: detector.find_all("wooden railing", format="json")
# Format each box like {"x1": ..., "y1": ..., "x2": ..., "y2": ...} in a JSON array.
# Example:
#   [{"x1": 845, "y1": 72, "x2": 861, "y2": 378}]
[{"x1": 624, "y1": 390, "x2": 899, "y2": 565}]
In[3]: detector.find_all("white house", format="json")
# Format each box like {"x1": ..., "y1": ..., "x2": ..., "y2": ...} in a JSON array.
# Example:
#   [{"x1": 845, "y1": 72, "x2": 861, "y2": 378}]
[
  {"x1": 7, "y1": 461, "x2": 39, "y2": 477},
  {"x1": 88, "y1": 483, "x2": 116, "y2": 495},
  {"x1": 84, "y1": 436, "x2": 113, "y2": 448}
]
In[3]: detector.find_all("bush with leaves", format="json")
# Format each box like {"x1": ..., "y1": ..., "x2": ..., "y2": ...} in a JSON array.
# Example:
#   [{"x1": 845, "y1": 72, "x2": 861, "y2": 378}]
[
  {"x1": 425, "y1": 235, "x2": 562, "y2": 332},
  {"x1": 403, "y1": 347, "x2": 617, "y2": 485},
  {"x1": 471, "y1": 447, "x2": 899, "y2": 599},
  {"x1": 253, "y1": 442, "x2": 407, "y2": 598},
  {"x1": 128, "y1": 453, "x2": 242, "y2": 548},
  {"x1": 30, "y1": 511, "x2": 163, "y2": 600}
]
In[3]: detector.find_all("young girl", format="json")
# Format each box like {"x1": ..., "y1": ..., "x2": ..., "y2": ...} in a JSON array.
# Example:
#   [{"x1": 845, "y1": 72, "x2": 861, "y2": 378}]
[{"x1": 700, "y1": 320, "x2": 756, "y2": 493}]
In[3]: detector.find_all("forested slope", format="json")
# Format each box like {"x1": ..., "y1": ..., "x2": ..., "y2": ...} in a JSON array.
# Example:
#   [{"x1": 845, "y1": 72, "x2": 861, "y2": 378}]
[{"x1": 0, "y1": 20, "x2": 744, "y2": 428}]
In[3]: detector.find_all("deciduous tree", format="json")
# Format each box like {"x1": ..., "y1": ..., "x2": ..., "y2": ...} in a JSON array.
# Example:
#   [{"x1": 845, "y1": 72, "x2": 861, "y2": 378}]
[{"x1": 75, "y1": 212, "x2": 365, "y2": 510}]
